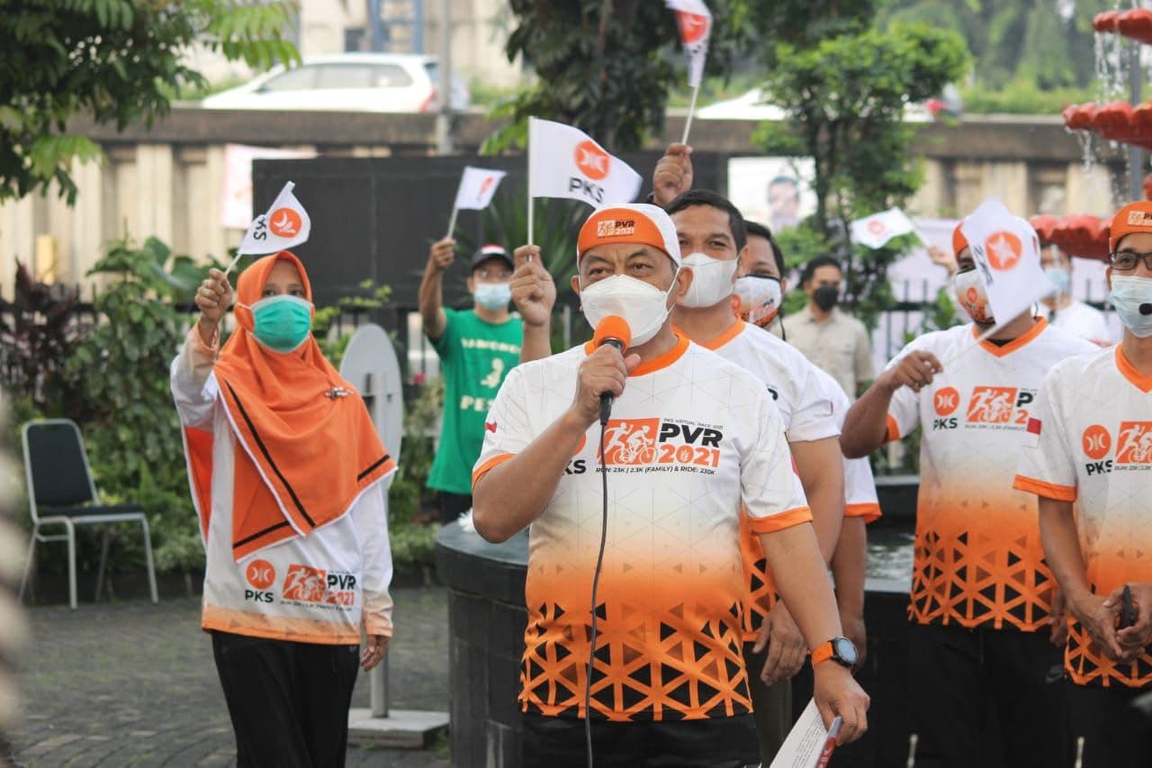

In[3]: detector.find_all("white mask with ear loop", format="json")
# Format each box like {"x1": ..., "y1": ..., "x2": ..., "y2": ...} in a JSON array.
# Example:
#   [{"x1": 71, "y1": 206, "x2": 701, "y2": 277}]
[
  {"x1": 579, "y1": 272, "x2": 681, "y2": 346},
  {"x1": 680, "y1": 252, "x2": 740, "y2": 308}
]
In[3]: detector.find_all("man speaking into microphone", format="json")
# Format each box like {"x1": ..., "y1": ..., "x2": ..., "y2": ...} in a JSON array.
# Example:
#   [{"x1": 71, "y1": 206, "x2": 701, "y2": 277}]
[{"x1": 471, "y1": 204, "x2": 868, "y2": 767}]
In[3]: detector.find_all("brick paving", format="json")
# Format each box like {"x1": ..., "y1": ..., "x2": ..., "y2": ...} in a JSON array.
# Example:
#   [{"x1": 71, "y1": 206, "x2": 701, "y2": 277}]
[{"x1": 6, "y1": 588, "x2": 451, "y2": 767}]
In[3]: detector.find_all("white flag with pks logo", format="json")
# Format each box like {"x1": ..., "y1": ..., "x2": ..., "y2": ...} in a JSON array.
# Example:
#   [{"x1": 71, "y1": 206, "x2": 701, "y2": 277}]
[
  {"x1": 238, "y1": 181, "x2": 312, "y2": 256},
  {"x1": 528, "y1": 118, "x2": 642, "y2": 208},
  {"x1": 665, "y1": 0, "x2": 712, "y2": 88},
  {"x1": 850, "y1": 207, "x2": 917, "y2": 249},
  {"x1": 453, "y1": 166, "x2": 507, "y2": 211},
  {"x1": 960, "y1": 198, "x2": 1053, "y2": 325}
]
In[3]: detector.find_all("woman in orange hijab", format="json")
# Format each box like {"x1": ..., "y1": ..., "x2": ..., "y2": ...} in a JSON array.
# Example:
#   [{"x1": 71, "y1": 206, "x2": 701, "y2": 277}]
[{"x1": 172, "y1": 252, "x2": 396, "y2": 766}]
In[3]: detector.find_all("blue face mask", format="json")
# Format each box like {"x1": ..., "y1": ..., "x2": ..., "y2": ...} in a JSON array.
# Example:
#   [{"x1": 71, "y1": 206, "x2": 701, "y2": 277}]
[
  {"x1": 1045, "y1": 266, "x2": 1071, "y2": 296},
  {"x1": 474, "y1": 282, "x2": 511, "y2": 310},
  {"x1": 249, "y1": 295, "x2": 313, "y2": 352},
  {"x1": 1110, "y1": 275, "x2": 1152, "y2": 338}
]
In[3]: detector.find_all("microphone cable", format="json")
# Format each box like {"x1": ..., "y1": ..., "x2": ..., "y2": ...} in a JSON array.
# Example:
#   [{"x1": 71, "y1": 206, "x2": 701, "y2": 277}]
[{"x1": 584, "y1": 418, "x2": 610, "y2": 768}]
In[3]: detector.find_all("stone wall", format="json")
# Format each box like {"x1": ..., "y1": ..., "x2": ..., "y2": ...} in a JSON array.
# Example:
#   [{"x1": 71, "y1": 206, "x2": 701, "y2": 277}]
[{"x1": 0, "y1": 109, "x2": 1126, "y2": 298}]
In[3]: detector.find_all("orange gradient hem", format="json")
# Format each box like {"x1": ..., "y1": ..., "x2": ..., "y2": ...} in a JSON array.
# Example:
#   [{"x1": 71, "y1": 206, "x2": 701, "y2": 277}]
[
  {"x1": 471, "y1": 452, "x2": 515, "y2": 489},
  {"x1": 201, "y1": 604, "x2": 373, "y2": 645},
  {"x1": 845, "y1": 503, "x2": 882, "y2": 523},
  {"x1": 1012, "y1": 474, "x2": 1077, "y2": 502},
  {"x1": 748, "y1": 506, "x2": 813, "y2": 534}
]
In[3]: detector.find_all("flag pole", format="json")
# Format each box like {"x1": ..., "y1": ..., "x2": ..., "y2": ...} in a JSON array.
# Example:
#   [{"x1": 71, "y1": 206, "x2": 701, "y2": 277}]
[
  {"x1": 681, "y1": 79, "x2": 702, "y2": 145},
  {"x1": 937, "y1": 321, "x2": 1002, "y2": 369},
  {"x1": 445, "y1": 206, "x2": 459, "y2": 240},
  {"x1": 222, "y1": 251, "x2": 245, "y2": 278},
  {"x1": 527, "y1": 118, "x2": 536, "y2": 247}
]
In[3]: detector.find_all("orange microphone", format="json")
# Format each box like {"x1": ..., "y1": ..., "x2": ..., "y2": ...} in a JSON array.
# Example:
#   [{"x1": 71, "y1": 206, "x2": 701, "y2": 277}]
[{"x1": 593, "y1": 315, "x2": 631, "y2": 425}]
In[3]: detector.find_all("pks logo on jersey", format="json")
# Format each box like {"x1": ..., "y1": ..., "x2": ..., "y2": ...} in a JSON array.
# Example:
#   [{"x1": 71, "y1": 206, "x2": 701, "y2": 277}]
[
  {"x1": 598, "y1": 417, "x2": 723, "y2": 473},
  {"x1": 967, "y1": 386, "x2": 1017, "y2": 423},
  {"x1": 244, "y1": 559, "x2": 276, "y2": 603},
  {"x1": 934, "y1": 387, "x2": 961, "y2": 416},
  {"x1": 1116, "y1": 422, "x2": 1152, "y2": 465},
  {"x1": 1082, "y1": 424, "x2": 1112, "y2": 460},
  {"x1": 282, "y1": 564, "x2": 358, "y2": 607}
]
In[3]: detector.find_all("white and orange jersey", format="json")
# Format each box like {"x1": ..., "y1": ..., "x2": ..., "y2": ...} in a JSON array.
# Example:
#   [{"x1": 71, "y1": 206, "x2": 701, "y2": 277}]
[
  {"x1": 1015, "y1": 345, "x2": 1152, "y2": 688},
  {"x1": 705, "y1": 322, "x2": 878, "y2": 637},
  {"x1": 812, "y1": 365, "x2": 881, "y2": 524},
  {"x1": 885, "y1": 319, "x2": 1096, "y2": 632},
  {"x1": 171, "y1": 330, "x2": 395, "y2": 645},
  {"x1": 472, "y1": 334, "x2": 810, "y2": 722}
]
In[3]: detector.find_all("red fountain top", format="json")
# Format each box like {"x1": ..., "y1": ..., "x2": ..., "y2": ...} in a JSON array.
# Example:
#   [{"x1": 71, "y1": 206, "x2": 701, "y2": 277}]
[{"x1": 1093, "y1": 8, "x2": 1152, "y2": 45}]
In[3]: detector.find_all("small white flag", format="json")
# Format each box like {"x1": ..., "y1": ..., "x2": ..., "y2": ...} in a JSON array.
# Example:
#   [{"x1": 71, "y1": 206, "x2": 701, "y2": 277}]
[
  {"x1": 453, "y1": 167, "x2": 507, "y2": 211},
  {"x1": 528, "y1": 118, "x2": 642, "y2": 208},
  {"x1": 665, "y1": 0, "x2": 713, "y2": 87},
  {"x1": 960, "y1": 198, "x2": 1053, "y2": 325},
  {"x1": 850, "y1": 207, "x2": 917, "y2": 249},
  {"x1": 238, "y1": 181, "x2": 311, "y2": 256}
]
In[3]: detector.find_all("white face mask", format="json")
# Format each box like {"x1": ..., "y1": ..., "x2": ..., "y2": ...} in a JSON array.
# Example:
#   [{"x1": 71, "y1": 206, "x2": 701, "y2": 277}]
[
  {"x1": 734, "y1": 275, "x2": 783, "y2": 327},
  {"x1": 953, "y1": 269, "x2": 994, "y2": 325},
  {"x1": 1110, "y1": 274, "x2": 1152, "y2": 338},
  {"x1": 680, "y1": 252, "x2": 739, "y2": 308},
  {"x1": 579, "y1": 273, "x2": 679, "y2": 347}
]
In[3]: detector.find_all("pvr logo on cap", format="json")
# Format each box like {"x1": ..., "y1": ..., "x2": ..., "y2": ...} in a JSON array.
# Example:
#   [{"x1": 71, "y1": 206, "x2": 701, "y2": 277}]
[
  {"x1": 984, "y1": 231, "x2": 1022, "y2": 271},
  {"x1": 571, "y1": 141, "x2": 611, "y2": 204},
  {"x1": 1127, "y1": 210, "x2": 1152, "y2": 226},
  {"x1": 596, "y1": 219, "x2": 636, "y2": 238}
]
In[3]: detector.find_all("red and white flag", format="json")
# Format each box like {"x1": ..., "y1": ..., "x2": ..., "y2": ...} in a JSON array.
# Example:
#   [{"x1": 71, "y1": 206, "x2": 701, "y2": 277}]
[
  {"x1": 238, "y1": 181, "x2": 311, "y2": 256},
  {"x1": 850, "y1": 207, "x2": 917, "y2": 249},
  {"x1": 960, "y1": 198, "x2": 1052, "y2": 325},
  {"x1": 453, "y1": 166, "x2": 507, "y2": 211},
  {"x1": 666, "y1": 0, "x2": 712, "y2": 87},
  {"x1": 528, "y1": 118, "x2": 642, "y2": 208}
]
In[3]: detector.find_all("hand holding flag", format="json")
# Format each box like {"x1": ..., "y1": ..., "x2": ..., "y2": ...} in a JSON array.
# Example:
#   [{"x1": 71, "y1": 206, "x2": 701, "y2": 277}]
[
  {"x1": 446, "y1": 166, "x2": 507, "y2": 238},
  {"x1": 665, "y1": 0, "x2": 713, "y2": 143},
  {"x1": 226, "y1": 181, "x2": 312, "y2": 276}
]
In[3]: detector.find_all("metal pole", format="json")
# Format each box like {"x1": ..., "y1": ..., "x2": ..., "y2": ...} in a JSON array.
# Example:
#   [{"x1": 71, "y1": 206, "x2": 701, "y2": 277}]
[
  {"x1": 1130, "y1": 41, "x2": 1144, "y2": 202},
  {"x1": 435, "y1": 0, "x2": 453, "y2": 155}
]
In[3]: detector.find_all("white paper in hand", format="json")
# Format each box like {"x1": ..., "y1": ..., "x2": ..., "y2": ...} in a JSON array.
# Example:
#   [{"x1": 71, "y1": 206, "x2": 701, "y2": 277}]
[
  {"x1": 238, "y1": 181, "x2": 311, "y2": 256},
  {"x1": 960, "y1": 198, "x2": 1053, "y2": 326},
  {"x1": 770, "y1": 699, "x2": 833, "y2": 768}
]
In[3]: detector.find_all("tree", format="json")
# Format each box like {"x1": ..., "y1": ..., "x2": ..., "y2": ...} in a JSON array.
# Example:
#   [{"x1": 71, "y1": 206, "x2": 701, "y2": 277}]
[
  {"x1": 495, "y1": 0, "x2": 747, "y2": 152},
  {"x1": 0, "y1": 0, "x2": 298, "y2": 204},
  {"x1": 747, "y1": 3, "x2": 969, "y2": 329}
]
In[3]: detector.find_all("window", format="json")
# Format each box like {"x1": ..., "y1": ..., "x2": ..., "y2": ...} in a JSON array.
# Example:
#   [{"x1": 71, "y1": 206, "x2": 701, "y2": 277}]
[
  {"x1": 373, "y1": 64, "x2": 413, "y2": 88},
  {"x1": 260, "y1": 67, "x2": 318, "y2": 92},
  {"x1": 316, "y1": 64, "x2": 376, "y2": 89}
]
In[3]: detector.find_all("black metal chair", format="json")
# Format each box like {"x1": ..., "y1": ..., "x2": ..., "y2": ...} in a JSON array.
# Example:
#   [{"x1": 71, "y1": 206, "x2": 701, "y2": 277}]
[{"x1": 19, "y1": 419, "x2": 158, "y2": 609}]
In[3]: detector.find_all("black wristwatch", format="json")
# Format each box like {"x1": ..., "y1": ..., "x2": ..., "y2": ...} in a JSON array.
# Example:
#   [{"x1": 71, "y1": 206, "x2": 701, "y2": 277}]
[{"x1": 812, "y1": 636, "x2": 858, "y2": 669}]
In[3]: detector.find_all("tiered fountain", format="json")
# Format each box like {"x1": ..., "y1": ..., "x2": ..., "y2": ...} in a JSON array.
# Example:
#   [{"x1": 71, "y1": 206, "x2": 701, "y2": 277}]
[{"x1": 1052, "y1": 8, "x2": 1152, "y2": 258}]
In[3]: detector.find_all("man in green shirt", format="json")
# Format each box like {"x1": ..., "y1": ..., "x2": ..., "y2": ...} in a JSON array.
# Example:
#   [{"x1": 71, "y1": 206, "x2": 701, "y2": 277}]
[{"x1": 420, "y1": 240, "x2": 523, "y2": 523}]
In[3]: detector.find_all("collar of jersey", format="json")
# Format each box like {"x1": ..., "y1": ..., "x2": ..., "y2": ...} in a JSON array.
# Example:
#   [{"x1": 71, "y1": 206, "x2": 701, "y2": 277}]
[
  {"x1": 700, "y1": 320, "x2": 746, "y2": 351},
  {"x1": 583, "y1": 332, "x2": 690, "y2": 377},
  {"x1": 1116, "y1": 346, "x2": 1152, "y2": 393},
  {"x1": 974, "y1": 317, "x2": 1046, "y2": 358}
]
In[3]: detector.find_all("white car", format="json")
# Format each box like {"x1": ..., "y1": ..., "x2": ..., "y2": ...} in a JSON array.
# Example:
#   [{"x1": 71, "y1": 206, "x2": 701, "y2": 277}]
[{"x1": 201, "y1": 53, "x2": 470, "y2": 113}]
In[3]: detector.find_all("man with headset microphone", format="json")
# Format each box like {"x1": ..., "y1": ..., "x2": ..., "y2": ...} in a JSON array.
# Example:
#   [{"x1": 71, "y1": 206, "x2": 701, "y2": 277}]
[{"x1": 472, "y1": 203, "x2": 868, "y2": 767}]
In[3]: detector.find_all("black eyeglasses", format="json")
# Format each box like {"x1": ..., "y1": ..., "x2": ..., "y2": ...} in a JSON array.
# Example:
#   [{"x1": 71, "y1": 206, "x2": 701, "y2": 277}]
[{"x1": 1109, "y1": 251, "x2": 1152, "y2": 271}]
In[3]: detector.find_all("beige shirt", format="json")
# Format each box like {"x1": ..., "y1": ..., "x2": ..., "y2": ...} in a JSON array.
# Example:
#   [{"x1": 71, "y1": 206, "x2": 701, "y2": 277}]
[{"x1": 780, "y1": 305, "x2": 874, "y2": 399}]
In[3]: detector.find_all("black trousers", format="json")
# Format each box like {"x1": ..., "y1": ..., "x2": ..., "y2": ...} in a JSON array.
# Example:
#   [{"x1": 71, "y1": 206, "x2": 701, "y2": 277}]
[
  {"x1": 1067, "y1": 681, "x2": 1152, "y2": 768},
  {"x1": 437, "y1": 491, "x2": 473, "y2": 524},
  {"x1": 521, "y1": 712, "x2": 760, "y2": 768},
  {"x1": 741, "y1": 641, "x2": 793, "y2": 766},
  {"x1": 211, "y1": 631, "x2": 360, "y2": 768},
  {"x1": 907, "y1": 622, "x2": 1069, "y2": 768}
]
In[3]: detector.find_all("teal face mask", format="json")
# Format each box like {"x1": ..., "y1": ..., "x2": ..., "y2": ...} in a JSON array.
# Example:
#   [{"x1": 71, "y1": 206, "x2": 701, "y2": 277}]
[
  {"x1": 1044, "y1": 266, "x2": 1071, "y2": 296},
  {"x1": 249, "y1": 295, "x2": 313, "y2": 352}
]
